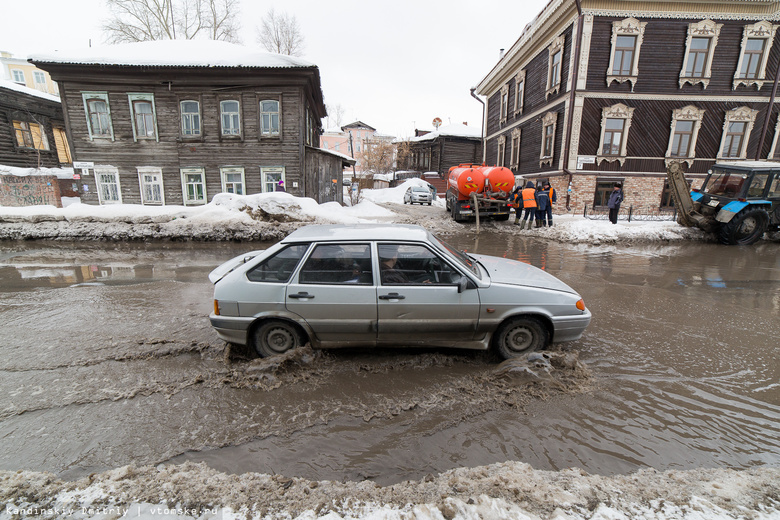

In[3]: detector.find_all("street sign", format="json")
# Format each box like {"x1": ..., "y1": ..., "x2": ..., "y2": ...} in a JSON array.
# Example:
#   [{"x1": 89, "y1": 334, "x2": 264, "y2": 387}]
[{"x1": 73, "y1": 161, "x2": 94, "y2": 169}]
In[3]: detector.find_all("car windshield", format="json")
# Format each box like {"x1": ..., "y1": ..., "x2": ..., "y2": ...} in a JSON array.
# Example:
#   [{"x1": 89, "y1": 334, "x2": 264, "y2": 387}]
[
  {"x1": 702, "y1": 171, "x2": 747, "y2": 198},
  {"x1": 412, "y1": 187, "x2": 428, "y2": 193},
  {"x1": 429, "y1": 233, "x2": 481, "y2": 279}
]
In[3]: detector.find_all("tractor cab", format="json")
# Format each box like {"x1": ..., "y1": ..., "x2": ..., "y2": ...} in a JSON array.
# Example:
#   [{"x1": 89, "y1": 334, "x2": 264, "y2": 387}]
[{"x1": 691, "y1": 161, "x2": 780, "y2": 244}]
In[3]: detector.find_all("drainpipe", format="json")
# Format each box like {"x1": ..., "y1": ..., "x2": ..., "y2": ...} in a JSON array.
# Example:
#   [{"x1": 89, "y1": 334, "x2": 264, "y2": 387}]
[
  {"x1": 562, "y1": 0, "x2": 584, "y2": 210},
  {"x1": 470, "y1": 87, "x2": 486, "y2": 164},
  {"x1": 755, "y1": 57, "x2": 780, "y2": 160}
]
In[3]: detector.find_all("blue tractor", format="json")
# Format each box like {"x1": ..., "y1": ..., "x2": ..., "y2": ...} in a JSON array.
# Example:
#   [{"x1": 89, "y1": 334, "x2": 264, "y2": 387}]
[{"x1": 667, "y1": 161, "x2": 780, "y2": 245}]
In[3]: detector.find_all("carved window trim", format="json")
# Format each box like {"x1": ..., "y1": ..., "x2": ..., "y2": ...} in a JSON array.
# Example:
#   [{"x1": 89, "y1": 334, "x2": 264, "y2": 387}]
[
  {"x1": 768, "y1": 117, "x2": 780, "y2": 160},
  {"x1": 510, "y1": 128, "x2": 521, "y2": 170},
  {"x1": 540, "y1": 112, "x2": 557, "y2": 167},
  {"x1": 734, "y1": 21, "x2": 779, "y2": 90},
  {"x1": 679, "y1": 20, "x2": 722, "y2": 89},
  {"x1": 665, "y1": 106, "x2": 706, "y2": 168},
  {"x1": 606, "y1": 18, "x2": 647, "y2": 92},
  {"x1": 596, "y1": 103, "x2": 635, "y2": 166},
  {"x1": 514, "y1": 70, "x2": 525, "y2": 115},
  {"x1": 499, "y1": 84, "x2": 509, "y2": 125},
  {"x1": 546, "y1": 35, "x2": 565, "y2": 98},
  {"x1": 717, "y1": 106, "x2": 758, "y2": 160},
  {"x1": 497, "y1": 135, "x2": 507, "y2": 167}
]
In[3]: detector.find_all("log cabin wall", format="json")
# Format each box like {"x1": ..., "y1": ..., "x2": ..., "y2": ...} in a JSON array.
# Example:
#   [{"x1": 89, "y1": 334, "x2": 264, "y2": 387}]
[
  {"x1": 0, "y1": 85, "x2": 66, "y2": 169},
  {"x1": 34, "y1": 60, "x2": 329, "y2": 206}
]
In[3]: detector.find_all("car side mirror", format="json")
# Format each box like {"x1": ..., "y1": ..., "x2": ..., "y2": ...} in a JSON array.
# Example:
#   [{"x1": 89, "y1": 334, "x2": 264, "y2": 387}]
[{"x1": 458, "y1": 277, "x2": 472, "y2": 293}]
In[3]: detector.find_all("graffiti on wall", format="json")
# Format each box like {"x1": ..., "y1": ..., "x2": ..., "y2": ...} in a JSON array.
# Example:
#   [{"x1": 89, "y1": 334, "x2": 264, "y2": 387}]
[{"x1": 0, "y1": 175, "x2": 62, "y2": 207}]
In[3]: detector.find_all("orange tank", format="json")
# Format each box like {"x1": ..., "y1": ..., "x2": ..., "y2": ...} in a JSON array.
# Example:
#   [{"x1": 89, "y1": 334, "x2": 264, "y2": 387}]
[
  {"x1": 479, "y1": 166, "x2": 515, "y2": 198},
  {"x1": 448, "y1": 165, "x2": 485, "y2": 199}
]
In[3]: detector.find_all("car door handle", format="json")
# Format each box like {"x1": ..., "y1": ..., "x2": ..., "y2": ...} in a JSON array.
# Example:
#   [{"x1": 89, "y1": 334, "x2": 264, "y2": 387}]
[
  {"x1": 288, "y1": 292, "x2": 314, "y2": 299},
  {"x1": 378, "y1": 292, "x2": 405, "y2": 300}
]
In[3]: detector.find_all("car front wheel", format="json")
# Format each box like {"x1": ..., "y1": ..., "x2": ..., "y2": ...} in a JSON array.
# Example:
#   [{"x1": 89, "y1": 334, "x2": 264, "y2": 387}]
[
  {"x1": 493, "y1": 316, "x2": 548, "y2": 359},
  {"x1": 254, "y1": 320, "x2": 303, "y2": 357}
]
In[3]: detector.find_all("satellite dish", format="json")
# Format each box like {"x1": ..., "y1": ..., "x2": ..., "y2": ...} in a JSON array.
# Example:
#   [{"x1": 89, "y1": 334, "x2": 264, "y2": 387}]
[{"x1": 432, "y1": 117, "x2": 442, "y2": 130}]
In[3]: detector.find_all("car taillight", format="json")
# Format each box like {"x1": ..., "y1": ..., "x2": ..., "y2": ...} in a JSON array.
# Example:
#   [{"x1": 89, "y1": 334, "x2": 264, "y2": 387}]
[
  {"x1": 576, "y1": 299, "x2": 586, "y2": 311},
  {"x1": 214, "y1": 300, "x2": 220, "y2": 316}
]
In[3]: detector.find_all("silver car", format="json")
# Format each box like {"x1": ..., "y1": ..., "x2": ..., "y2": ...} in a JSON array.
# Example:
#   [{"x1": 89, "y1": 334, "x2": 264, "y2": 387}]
[
  {"x1": 209, "y1": 224, "x2": 591, "y2": 360},
  {"x1": 404, "y1": 186, "x2": 433, "y2": 205}
]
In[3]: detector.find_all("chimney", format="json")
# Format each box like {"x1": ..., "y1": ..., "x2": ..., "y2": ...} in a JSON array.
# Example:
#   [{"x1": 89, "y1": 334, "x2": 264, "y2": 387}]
[{"x1": 499, "y1": 48, "x2": 505, "y2": 59}]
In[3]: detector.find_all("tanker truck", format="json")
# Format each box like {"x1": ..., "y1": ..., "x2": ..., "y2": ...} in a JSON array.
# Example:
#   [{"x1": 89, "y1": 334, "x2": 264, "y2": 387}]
[{"x1": 446, "y1": 164, "x2": 515, "y2": 222}]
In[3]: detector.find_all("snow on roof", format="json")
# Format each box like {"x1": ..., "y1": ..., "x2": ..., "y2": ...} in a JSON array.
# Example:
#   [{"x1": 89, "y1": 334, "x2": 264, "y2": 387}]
[
  {"x1": 0, "y1": 79, "x2": 60, "y2": 103},
  {"x1": 28, "y1": 40, "x2": 316, "y2": 69},
  {"x1": 316, "y1": 147, "x2": 356, "y2": 164},
  {"x1": 0, "y1": 164, "x2": 73, "y2": 179},
  {"x1": 405, "y1": 124, "x2": 482, "y2": 143}
]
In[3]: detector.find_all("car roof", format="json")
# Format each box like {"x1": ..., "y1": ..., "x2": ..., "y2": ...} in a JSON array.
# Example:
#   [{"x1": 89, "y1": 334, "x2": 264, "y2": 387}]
[
  {"x1": 281, "y1": 224, "x2": 433, "y2": 243},
  {"x1": 714, "y1": 161, "x2": 780, "y2": 172}
]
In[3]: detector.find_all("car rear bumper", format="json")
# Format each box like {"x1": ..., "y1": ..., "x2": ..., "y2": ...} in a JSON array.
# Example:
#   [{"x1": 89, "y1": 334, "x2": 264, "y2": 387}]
[
  {"x1": 209, "y1": 314, "x2": 253, "y2": 345},
  {"x1": 551, "y1": 309, "x2": 592, "y2": 343}
]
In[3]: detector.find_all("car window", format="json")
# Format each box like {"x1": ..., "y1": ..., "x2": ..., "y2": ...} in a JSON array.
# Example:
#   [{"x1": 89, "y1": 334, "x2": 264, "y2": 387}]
[
  {"x1": 246, "y1": 244, "x2": 309, "y2": 283},
  {"x1": 378, "y1": 243, "x2": 463, "y2": 286},
  {"x1": 747, "y1": 173, "x2": 770, "y2": 197},
  {"x1": 299, "y1": 244, "x2": 373, "y2": 284},
  {"x1": 429, "y1": 234, "x2": 481, "y2": 279},
  {"x1": 768, "y1": 175, "x2": 780, "y2": 198}
]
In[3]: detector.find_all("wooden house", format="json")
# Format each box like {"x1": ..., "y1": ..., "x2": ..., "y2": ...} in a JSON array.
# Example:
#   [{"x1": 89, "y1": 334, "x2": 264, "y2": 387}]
[
  {"x1": 475, "y1": 0, "x2": 780, "y2": 212},
  {"x1": 395, "y1": 123, "x2": 482, "y2": 177},
  {"x1": 30, "y1": 40, "x2": 353, "y2": 206}
]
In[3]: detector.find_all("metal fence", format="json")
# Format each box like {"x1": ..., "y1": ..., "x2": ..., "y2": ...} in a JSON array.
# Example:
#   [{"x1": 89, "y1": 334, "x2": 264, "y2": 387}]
[{"x1": 583, "y1": 204, "x2": 678, "y2": 222}]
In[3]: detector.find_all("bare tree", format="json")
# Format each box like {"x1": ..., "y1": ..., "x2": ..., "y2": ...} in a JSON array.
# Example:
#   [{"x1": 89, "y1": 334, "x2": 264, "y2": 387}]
[
  {"x1": 255, "y1": 8, "x2": 305, "y2": 56},
  {"x1": 359, "y1": 138, "x2": 395, "y2": 177},
  {"x1": 103, "y1": 0, "x2": 241, "y2": 43},
  {"x1": 326, "y1": 103, "x2": 345, "y2": 129}
]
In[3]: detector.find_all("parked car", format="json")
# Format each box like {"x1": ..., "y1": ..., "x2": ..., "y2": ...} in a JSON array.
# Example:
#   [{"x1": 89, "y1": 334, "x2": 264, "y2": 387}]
[
  {"x1": 404, "y1": 185, "x2": 433, "y2": 205},
  {"x1": 208, "y1": 224, "x2": 591, "y2": 360}
]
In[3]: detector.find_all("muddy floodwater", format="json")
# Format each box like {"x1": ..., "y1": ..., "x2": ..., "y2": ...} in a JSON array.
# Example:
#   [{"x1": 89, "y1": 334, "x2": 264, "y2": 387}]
[{"x1": 0, "y1": 235, "x2": 778, "y2": 487}]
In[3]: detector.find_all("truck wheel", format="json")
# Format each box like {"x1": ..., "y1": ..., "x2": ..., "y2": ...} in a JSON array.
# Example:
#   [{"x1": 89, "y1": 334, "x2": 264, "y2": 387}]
[
  {"x1": 493, "y1": 316, "x2": 549, "y2": 360},
  {"x1": 718, "y1": 207, "x2": 769, "y2": 245},
  {"x1": 253, "y1": 320, "x2": 303, "y2": 357}
]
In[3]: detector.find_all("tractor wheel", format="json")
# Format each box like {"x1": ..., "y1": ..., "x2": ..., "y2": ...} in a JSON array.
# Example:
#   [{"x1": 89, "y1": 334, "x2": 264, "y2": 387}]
[{"x1": 718, "y1": 207, "x2": 769, "y2": 245}]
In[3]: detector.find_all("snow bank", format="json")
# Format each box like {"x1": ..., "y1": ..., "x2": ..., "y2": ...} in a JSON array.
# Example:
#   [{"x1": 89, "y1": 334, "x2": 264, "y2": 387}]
[{"x1": 1, "y1": 462, "x2": 778, "y2": 520}]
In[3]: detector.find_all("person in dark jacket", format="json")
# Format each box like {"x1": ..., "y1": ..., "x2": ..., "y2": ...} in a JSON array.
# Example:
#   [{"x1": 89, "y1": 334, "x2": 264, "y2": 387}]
[
  {"x1": 538, "y1": 181, "x2": 557, "y2": 226},
  {"x1": 607, "y1": 183, "x2": 624, "y2": 224},
  {"x1": 534, "y1": 185, "x2": 548, "y2": 228},
  {"x1": 515, "y1": 181, "x2": 538, "y2": 229},
  {"x1": 276, "y1": 180, "x2": 286, "y2": 192}
]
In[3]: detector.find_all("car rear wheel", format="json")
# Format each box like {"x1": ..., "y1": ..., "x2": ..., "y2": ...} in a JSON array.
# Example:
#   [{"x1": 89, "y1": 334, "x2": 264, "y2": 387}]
[
  {"x1": 254, "y1": 320, "x2": 303, "y2": 357},
  {"x1": 718, "y1": 207, "x2": 769, "y2": 245},
  {"x1": 494, "y1": 316, "x2": 548, "y2": 359}
]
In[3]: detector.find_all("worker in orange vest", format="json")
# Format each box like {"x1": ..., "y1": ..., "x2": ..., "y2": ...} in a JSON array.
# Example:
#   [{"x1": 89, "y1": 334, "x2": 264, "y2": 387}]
[{"x1": 515, "y1": 181, "x2": 538, "y2": 229}]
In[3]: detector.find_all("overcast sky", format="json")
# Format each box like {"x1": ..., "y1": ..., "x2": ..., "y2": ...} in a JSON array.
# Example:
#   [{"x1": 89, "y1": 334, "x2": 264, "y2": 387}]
[{"x1": 1, "y1": 0, "x2": 548, "y2": 138}]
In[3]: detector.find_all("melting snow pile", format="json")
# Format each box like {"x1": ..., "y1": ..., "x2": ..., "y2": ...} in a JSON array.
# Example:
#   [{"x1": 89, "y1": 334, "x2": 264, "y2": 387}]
[{"x1": 1, "y1": 462, "x2": 778, "y2": 519}]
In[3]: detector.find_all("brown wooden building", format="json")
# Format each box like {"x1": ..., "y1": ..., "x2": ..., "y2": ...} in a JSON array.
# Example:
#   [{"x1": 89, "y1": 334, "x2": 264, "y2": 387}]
[
  {"x1": 475, "y1": 0, "x2": 780, "y2": 212},
  {"x1": 395, "y1": 124, "x2": 482, "y2": 176},
  {"x1": 30, "y1": 40, "x2": 352, "y2": 206}
]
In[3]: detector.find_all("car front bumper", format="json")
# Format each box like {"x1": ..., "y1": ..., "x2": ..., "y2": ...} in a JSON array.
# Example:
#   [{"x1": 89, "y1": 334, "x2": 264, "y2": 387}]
[
  {"x1": 551, "y1": 309, "x2": 592, "y2": 343},
  {"x1": 209, "y1": 314, "x2": 253, "y2": 345}
]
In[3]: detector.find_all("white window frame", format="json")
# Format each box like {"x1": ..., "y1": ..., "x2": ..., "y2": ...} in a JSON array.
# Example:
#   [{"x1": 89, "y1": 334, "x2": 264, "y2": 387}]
[
  {"x1": 94, "y1": 166, "x2": 122, "y2": 205},
  {"x1": 665, "y1": 106, "x2": 706, "y2": 167},
  {"x1": 679, "y1": 20, "x2": 722, "y2": 89},
  {"x1": 180, "y1": 100, "x2": 202, "y2": 137},
  {"x1": 259, "y1": 99, "x2": 281, "y2": 137},
  {"x1": 220, "y1": 166, "x2": 246, "y2": 195},
  {"x1": 128, "y1": 93, "x2": 158, "y2": 141},
  {"x1": 496, "y1": 135, "x2": 506, "y2": 167},
  {"x1": 261, "y1": 166, "x2": 286, "y2": 192},
  {"x1": 546, "y1": 35, "x2": 565, "y2": 98},
  {"x1": 510, "y1": 128, "x2": 521, "y2": 170},
  {"x1": 718, "y1": 106, "x2": 758, "y2": 160},
  {"x1": 137, "y1": 166, "x2": 165, "y2": 205},
  {"x1": 82, "y1": 92, "x2": 114, "y2": 141},
  {"x1": 181, "y1": 167, "x2": 207, "y2": 205},
  {"x1": 514, "y1": 71, "x2": 525, "y2": 115},
  {"x1": 220, "y1": 99, "x2": 242, "y2": 137},
  {"x1": 597, "y1": 103, "x2": 635, "y2": 166},
  {"x1": 33, "y1": 71, "x2": 46, "y2": 88},
  {"x1": 499, "y1": 84, "x2": 509, "y2": 125},
  {"x1": 733, "y1": 21, "x2": 779, "y2": 90},
  {"x1": 11, "y1": 69, "x2": 25, "y2": 84},
  {"x1": 768, "y1": 117, "x2": 780, "y2": 160},
  {"x1": 606, "y1": 17, "x2": 647, "y2": 92},
  {"x1": 540, "y1": 111, "x2": 558, "y2": 167}
]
